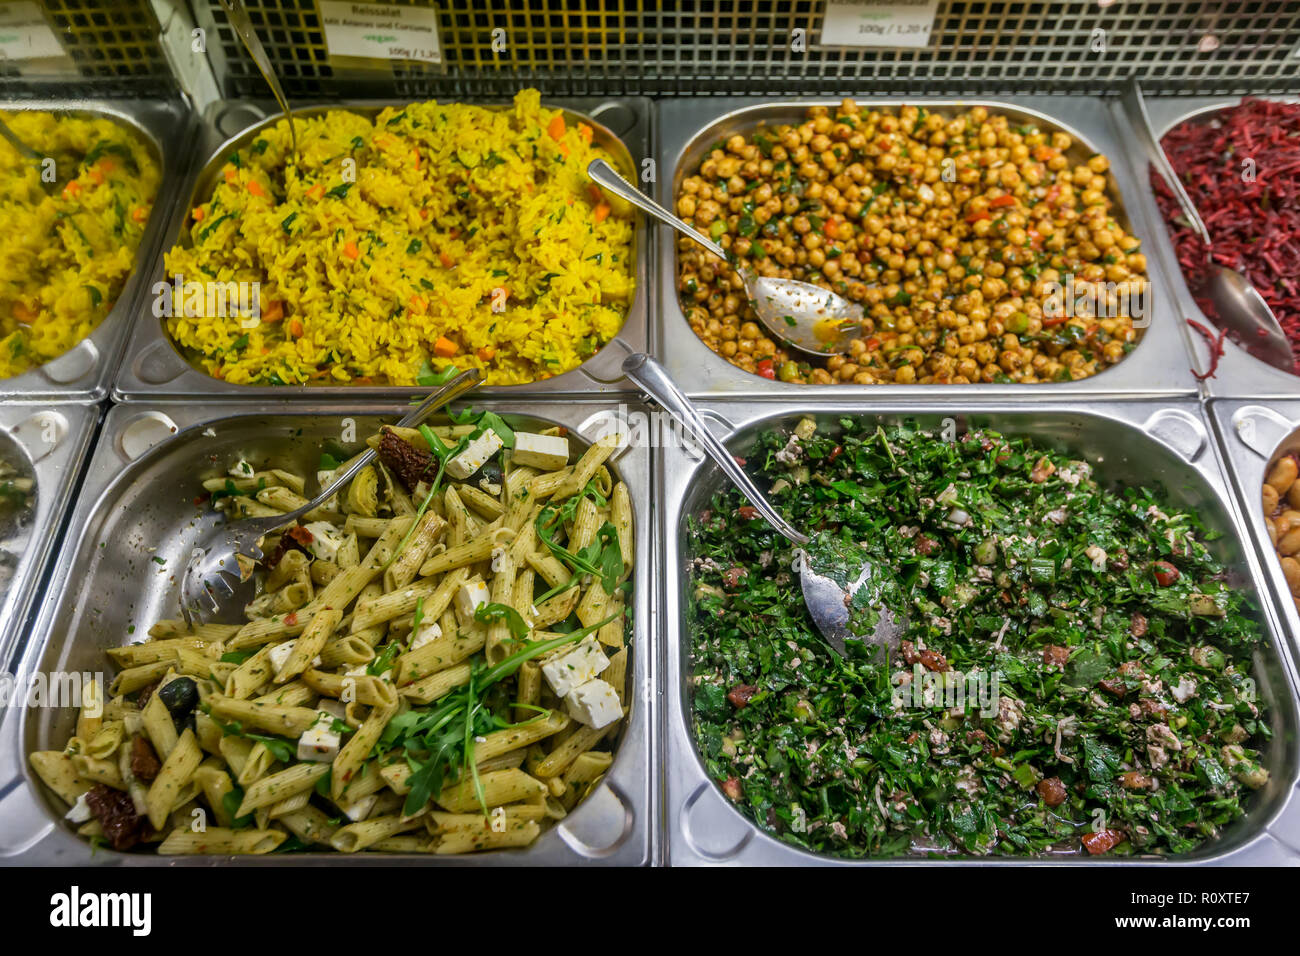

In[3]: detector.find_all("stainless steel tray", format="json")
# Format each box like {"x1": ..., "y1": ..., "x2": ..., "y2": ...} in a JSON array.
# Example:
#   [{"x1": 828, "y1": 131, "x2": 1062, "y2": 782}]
[
  {"x1": 1209, "y1": 401, "x2": 1300, "y2": 659},
  {"x1": 657, "y1": 399, "x2": 1300, "y2": 865},
  {"x1": 0, "y1": 403, "x2": 99, "y2": 668},
  {"x1": 111, "y1": 96, "x2": 653, "y2": 402},
  {"x1": 1137, "y1": 96, "x2": 1300, "y2": 400},
  {"x1": 655, "y1": 96, "x2": 1200, "y2": 400},
  {"x1": 0, "y1": 97, "x2": 194, "y2": 402},
  {"x1": 0, "y1": 399, "x2": 656, "y2": 866}
]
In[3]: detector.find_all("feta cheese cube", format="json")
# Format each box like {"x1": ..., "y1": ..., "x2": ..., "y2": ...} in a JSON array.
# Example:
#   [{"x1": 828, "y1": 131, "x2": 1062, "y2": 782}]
[
  {"x1": 455, "y1": 578, "x2": 490, "y2": 625},
  {"x1": 297, "y1": 712, "x2": 342, "y2": 762},
  {"x1": 228, "y1": 458, "x2": 256, "y2": 478},
  {"x1": 302, "y1": 521, "x2": 348, "y2": 563},
  {"x1": 65, "y1": 791, "x2": 93, "y2": 824},
  {"x1": 269, "y1": 640, "x2": 320, "y2": 672},
  {"x1": 541, "y1": 636, "x2": 610, "y2": 699},
  {"x1": 512, "y1": 432, "x2": 570, "y2": 470},
  {"x1": 336, "y1": 792, "x2": 378, "y2": 822},
  {"x1": 410, "y1": 620, "x2": 443, "y2": 651},
  {"x1": 317, "y1": 698, "x2": 347, "y2": 720},
  {"x1": 268, "y1": 640, "x2": 294, "y2": 673},
  {"x1": 446, "y1": 428, "x2": 504, "y2": 480},
  {"x1": 564, "y1": 678, "x2": 622, "y2": 729}
]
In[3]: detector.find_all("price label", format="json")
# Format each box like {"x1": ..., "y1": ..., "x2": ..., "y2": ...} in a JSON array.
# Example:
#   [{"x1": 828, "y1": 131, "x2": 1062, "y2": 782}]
[
  {"x1": 318, "y1": 1, "x2": 442, "y2": 65},
  {"x1": 0, "y1": 1, "x2": 66, "y2": 61},
  {"x1": 820, "y1": 0, "x2": 940, "y2": 49}
]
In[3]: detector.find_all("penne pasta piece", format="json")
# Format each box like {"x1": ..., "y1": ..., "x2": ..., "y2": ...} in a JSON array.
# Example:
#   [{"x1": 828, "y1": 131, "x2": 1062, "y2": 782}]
[
  {"x1": 158, "y1": 827, "x2": 285, "y2": 855},
  {"x1": 435, "y1": 821, "x2": 540, "y2": 854},
  {"x1": 236, "y1": 762, "x2": 330, "y2": 816},
  {"x1": 145, "y1": 729, "x2": 202, "y2": 829},
  {"x1": 274, "y1": 606, "x2": 343, "y2": 683},
  {"x1": 435, "y1": 768, "x2": 547, "y2": 812}
]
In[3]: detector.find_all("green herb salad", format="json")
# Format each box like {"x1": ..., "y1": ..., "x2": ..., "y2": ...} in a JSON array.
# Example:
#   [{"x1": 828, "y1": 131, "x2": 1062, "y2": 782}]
[{"x1": 687, "y1": 418, "x2": 1271, "y2": 858}]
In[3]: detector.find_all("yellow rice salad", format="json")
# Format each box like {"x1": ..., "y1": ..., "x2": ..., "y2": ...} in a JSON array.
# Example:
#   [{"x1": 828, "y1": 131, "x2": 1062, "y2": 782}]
[
  {"x1": 162, "y1": 89, "x2": 635, "y2": 387},
  {"x1": 0, "y1": 111, "x2": 159, "y2": 379}
]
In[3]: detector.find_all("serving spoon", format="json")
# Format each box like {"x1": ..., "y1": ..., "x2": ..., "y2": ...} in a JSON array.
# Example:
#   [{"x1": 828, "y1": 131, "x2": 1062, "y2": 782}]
[
  {"x1": 0, "y1": 115, "x2": 40, "y2": 163},
  {"x1": 220, "y1": 0, "x2": 299, "y2": 160},
  {"x1": 622, "y1": 351, "x2": 903, "y2": 657},
  {"x1": 180, "y1": 368, "x2": 482, "y2": 625},
  {"x1": 1123, "y1": 78, "x2": 1295, "y2": 373},
  {"x1": 588, "y1": 158, "x2": 864, "y2": 358}
]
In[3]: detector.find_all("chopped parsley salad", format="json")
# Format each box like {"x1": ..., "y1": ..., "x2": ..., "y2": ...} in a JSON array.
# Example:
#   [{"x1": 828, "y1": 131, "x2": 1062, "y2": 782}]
[{"x1": 688, "y1": 418, "x2": 1271, "y2": 858}]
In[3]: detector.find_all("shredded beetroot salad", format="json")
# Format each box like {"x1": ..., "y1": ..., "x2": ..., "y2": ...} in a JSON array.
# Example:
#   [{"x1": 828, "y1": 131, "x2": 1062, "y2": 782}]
[{"x1": 1152, "y1": 98, "x2": 1300, "y2": 375}]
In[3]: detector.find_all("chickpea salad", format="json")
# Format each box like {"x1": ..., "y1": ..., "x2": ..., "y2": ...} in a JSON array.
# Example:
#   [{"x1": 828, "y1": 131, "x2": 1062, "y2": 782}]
[
  {"x1": 688, "y1": 419, "x2": 1269, "y2": 858},
  {"x1": 675, "y1": 102, "x2": 1148, "y2": 385}
]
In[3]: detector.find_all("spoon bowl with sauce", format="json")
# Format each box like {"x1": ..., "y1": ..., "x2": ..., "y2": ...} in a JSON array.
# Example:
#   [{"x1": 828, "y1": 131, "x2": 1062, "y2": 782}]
[{"x1": 622, "y1": 351, "x2": 903, "y2": 656}]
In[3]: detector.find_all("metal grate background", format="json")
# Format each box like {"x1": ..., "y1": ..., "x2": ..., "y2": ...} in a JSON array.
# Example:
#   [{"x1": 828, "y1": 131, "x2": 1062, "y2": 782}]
[
  {"x1": 2, "y1": 1, "x2": 1298, "y2": 98},
  {"x1": 198, "y1": 0, "x2": 1300, "y2": 99},
  {"x1": 0, "y1": 0, "x2": 172, "y2": 94}
]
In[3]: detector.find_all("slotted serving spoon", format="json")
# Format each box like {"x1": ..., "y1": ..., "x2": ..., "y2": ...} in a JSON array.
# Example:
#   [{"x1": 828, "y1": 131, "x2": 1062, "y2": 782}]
[
  {"x1": 1123, "y1": 78, "x2": 1295, "y2": 372},
  {"x1": 622, "y1": 352, "x2": 903, "y2": 656},
  {"x1": 220, "y1": 0, "x2": 299, "y2": 160},
  {"x1": 588, "y1": 158, "x2": 864, "y2": 358},
  {"x1": 180, "y1": 368, "x2": 482, "y2": 625}
]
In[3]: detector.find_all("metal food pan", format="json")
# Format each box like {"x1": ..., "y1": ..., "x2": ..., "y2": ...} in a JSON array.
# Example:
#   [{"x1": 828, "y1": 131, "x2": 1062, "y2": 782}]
[
  {"x1": 658, "y1": 399, "x2": 1300, "y2": 865},
  {"x1": 655, "y1": 96, "x2": 1200, "y2": 400},
  {"x1": 1209, "y1": 401, "x2": 1300, "y2": 661},
  {"x1": 0, "y1": 403, "x2": 99, "y2": 668},
  {"x1": 0, "y1": 97, "x2": 194, "y2": 402},
  {"x1": 112, "y1": 96, "x2": 653, "y2": 402},
  {"x1": 0, "y1": 399, "x2": 655, "y2": 866},
  {"x1": 1132, "y1": 96, "x2": 1300, "y2": 400}
]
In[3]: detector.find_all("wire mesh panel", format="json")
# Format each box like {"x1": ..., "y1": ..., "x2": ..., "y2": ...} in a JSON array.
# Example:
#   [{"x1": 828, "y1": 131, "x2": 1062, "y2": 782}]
[
  {"x1": 198, "y1": 0, "x2": 1300, "y2": 99},
  {"x1": 0, "y1": 1, "x2": 1296, "y2": 98},
  {"x1": 0, "y1": 0, "x2": 172, "y2": 94}
]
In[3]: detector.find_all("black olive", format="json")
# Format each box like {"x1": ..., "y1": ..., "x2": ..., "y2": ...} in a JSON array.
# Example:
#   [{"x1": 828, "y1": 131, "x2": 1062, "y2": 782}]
[{"x1": 157, "y1": 676, "x2": 198, "y2": 717}]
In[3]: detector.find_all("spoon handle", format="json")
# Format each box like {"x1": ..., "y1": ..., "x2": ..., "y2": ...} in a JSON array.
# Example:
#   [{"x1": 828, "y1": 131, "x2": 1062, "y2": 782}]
[
  {"x1": 0, "y1": 115, "x2": 39, "y2": 161},
  {"x1": 281, "y1": 367, "x2": 483, "y2": 521},
  {"x1": 622, "y1": 352, "x2": 810, "y2": 546},
  {"x1": 587, "y1": 158, "x2": 730, "y2": 262},
  {"x1": 220, "y1": 0, "x2": 298, "y2": 159},
  {"x1": 1121, "y1": 77, "x2": 1211, "y2": 249}
]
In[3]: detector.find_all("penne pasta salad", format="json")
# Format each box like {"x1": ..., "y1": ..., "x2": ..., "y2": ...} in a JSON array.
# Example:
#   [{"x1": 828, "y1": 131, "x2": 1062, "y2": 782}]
[{"x1": 30, "y1": 412, "x2": 634, "y2": 855}]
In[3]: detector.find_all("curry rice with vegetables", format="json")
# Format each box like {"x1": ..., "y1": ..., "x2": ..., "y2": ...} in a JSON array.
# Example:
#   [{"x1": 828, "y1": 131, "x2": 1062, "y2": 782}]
[
  {"x1": 689, "y1": 419, "x2": 1269, "y2": 857},
  {"x1": 675, "y1": 101, "x2": 1149, "y2": 385}
]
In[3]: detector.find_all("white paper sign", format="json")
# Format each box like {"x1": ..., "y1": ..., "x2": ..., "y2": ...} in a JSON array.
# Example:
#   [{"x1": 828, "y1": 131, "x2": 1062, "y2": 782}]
[
  {"x1": 820, "y1": 0, "x2": 939, "y2": 49},
  {"x1": 0, "y1": 1, "x2": 66, "y2": 61},
  {"x1": 319, "y1": 1, "x2": 442, "y2": 65}
]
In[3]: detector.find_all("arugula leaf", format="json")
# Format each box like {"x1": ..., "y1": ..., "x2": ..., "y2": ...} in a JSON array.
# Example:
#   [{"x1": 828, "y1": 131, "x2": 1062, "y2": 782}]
[
  {"x1": 474, "y1": 602, "x2": 530, "y2": 640},
  {"x1": 367, "y1": 641, "x2": 401, "y2": 676}
]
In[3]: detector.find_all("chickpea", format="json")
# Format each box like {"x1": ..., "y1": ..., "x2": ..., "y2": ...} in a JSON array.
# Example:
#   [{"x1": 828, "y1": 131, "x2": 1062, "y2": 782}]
[{"x1": 675, "y1": 105, "x2": 1141, "y2": 385}]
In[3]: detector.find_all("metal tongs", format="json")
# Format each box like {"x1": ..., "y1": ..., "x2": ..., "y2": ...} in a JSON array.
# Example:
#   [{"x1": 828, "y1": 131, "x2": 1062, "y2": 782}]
[{"x1": 220, "y1": 0, "x2": 299, "y2": 161}]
